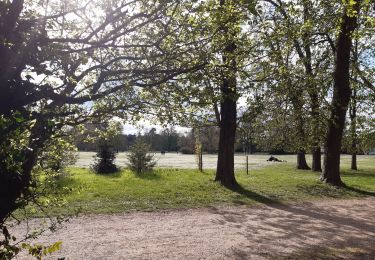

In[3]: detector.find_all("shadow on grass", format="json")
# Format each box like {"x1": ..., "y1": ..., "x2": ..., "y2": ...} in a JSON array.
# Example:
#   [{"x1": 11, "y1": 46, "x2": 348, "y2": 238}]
[
  {"x1": 229, "y1": 184, "x2": 280, "y2": 205},
  {"x1": 296, "y1": 183, "x2": 375, "y2": 198},
  {"x1": 343, "y1": 185, "x2": 375, "y2": 197},
  {"x1": 134, "y1": 171, "x2": 162, "y2": 180},
  {"x1": 95, "y1": 171, "x2": 123, "y2": 178},
  {"x1": 341, "y1": 169, "x2": 375, "y2": 178}
]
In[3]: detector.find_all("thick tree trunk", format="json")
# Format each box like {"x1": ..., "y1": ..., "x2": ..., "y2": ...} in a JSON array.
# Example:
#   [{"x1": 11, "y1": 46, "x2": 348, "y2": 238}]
[
  {"x1": 215, "y1": 0, "x2": 238, "y2": 188},
  {"x1": 351, "y1": 153, "x2": 357, "y2": 170},
  {"x1": 312, "y1": 147, "x2": 322, "y2": 172},
  {"x1": 321, "y1": 2, "x2": 360, "y2": 186},
  {"x1": 297, "y1": 150, "x2": 310, "y2": 170},
  {"x1": 215, "y1": 90, "x2": 238, "y2": 188}
]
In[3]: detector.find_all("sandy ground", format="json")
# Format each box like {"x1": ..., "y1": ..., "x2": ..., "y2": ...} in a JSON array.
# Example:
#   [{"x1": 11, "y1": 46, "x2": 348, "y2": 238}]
[
  {"x1": 12, "y1": 198, "x2": 375, "y2": 259},
  {"x1": 75, "y1": 152, "x2": 374, "y2": 169}
]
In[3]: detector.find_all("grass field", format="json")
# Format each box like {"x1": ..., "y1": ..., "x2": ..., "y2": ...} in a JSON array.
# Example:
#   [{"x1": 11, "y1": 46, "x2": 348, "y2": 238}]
[
  {"x1": 34, "y1": 154, "x2": 375, "y2": 217},
  {"x1": 75, "y1": 152, "x2": 374, "y2": 169}
]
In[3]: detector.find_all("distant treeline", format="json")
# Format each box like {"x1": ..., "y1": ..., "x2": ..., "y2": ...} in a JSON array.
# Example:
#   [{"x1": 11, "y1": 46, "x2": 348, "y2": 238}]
[
  {"x1": 75, "y1": 124, "x2": 371, "y2": 155},
  {"x1": 75, "y1": 126, "x2": 259, "y2": 154}
]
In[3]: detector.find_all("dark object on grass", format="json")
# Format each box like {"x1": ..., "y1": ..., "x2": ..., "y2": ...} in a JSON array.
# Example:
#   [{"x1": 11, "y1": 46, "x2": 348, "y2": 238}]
[
  {"x1": 267, "y1": 156, "x2": 285, "y2": 162},
  {"x1": 92, "y1": 142, "x2": 118, "y2": 174}
]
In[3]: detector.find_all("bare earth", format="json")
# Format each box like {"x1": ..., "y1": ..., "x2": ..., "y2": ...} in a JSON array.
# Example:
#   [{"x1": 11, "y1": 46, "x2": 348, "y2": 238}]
[{"x1": 13, "y1": 198, "x2": 375, "y2": 259}]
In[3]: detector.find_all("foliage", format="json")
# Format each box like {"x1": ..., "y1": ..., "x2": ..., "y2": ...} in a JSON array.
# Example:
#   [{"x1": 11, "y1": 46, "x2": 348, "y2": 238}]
[
  {"x1": 40, "y1": 134, "x2": 78, "y2": 174},
  {"x1": 90, "y1": 121, "x2": 122, "y2": 174},
  {"x1": 0, "y1": 0, "x2": 374, "y2": 256},
  {"x1": 92, "y1": 141, "x2": 119, "y2": 174},
  {"x1": 0, "y1": 0, "x2": 201, "y2": 216},
  {"x1": 1, "y1": 0, "x2": 195, "y2": 256},
  {"x1": 126, "y1": 139, "x2": 156, "y2": 174}
]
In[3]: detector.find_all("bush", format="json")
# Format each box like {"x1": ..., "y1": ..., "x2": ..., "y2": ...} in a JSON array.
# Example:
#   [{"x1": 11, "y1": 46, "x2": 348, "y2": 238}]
[
  {"x1": 92, "y1": 141, "x2": 119, "y2": 174},
  {"x1": 179, "y1": 146, "x2": 194, "y2": 154},
  {"x1": 127, "y1": 139, "x2": 156, "y2": 174}
]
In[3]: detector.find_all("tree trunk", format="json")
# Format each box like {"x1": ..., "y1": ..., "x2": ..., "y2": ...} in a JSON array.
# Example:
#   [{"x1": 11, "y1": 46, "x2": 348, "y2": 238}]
[
  {"x1": 215, "y1": 0, "x2": 238, "y2": 188},
  {"x1": 350, "y1": 92, "x2": 358, "y2": 170},
  {"x1": 309, "y1": 89, "x2": 322, "y2": 172},
  {"x1": 351, "y1": 153, "x2": 357, "y2": 170},
  {"x1": 292, "y1": 97, "x2": 310, "y2": 170},
  {"x1": 312, "y1": 147, "x2": 322, "y2": 172},
  {"x1": 302, "y1": 3, "x2": 322, "y2": 172},
  {"x1": 350, "y1": 39, "x2": 359, "y2": 171},
  {"x1": 297, "y1": 150, "x2": 310, "y2": 170},
  {"x1": 321, "y1": 2, "x2": 360, "y2": 186},
  {"x1": 216, "y1": 91, "x2": 238, "y2": 187}
]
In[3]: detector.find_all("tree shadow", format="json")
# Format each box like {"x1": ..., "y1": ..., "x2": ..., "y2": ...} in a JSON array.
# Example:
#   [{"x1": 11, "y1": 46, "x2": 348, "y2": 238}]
[
  {"x1": 341, "y1": 169, "x2": 375, "y2": 178},
  {"x1": 229, "y1": 184, "x2": 280, "y2": 205},
  {"x1": 134, "y1": 171, "x2": 162, "y2": 180},
  {"x1": 210, "y1": 196, "x2": 375, "y2": 259},
  {"x1": 342, "y1": 184, "x2": 375, "y2": 197},
  {"x1": 95, "y1": 171, "x2": 123, "y2": 179}
]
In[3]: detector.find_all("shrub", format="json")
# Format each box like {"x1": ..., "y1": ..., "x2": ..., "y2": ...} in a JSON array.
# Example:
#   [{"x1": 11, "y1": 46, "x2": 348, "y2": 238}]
[
  {"x1": 92, "y1": 141, "x2": 118, "y2": 174},
  {"x1": 127, "y1": 139, "x2": 156, "y2": 174}
]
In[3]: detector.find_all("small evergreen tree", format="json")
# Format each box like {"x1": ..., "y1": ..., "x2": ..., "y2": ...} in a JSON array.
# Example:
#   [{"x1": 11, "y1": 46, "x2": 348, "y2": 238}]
[
  {"x1": 92, "y1": 141, "x2": 118, "y2": 174},
  {"x1": 127, "y1": 139, "x2": 156, "y2": 174}
]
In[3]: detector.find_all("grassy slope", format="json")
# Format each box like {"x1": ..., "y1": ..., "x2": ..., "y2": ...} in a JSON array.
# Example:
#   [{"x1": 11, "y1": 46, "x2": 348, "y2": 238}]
[{"x1": 43, "y1": 159, "x2": 375, "y2": 217}]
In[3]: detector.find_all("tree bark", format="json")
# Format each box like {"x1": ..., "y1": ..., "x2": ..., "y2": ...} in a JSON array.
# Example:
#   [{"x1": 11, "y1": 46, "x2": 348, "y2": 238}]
[
  {"x1": 215, "y1": 0, "x2": 238, "y2": 188},
  {"x1": 350, "y1": 38, "x2": 359, "y2": 171},
  {"x1": 350, "y1": 90, "x2": 358, "y2": 170},
  {"x1": 215, "y1": 86, "x2": 238, "y2": 187},
  {"x1": 312, "y1": 147, "x2": 322, "y2": 172},
  {"x1": 297, "y1": 150, "x2": 310, "y2": 170},
  {"x1": 321, "y1": 1, "x2": 360, "y2": 186},
  {"x1": 291, "y1": 95, "x2": 310, "y2": 170},
  {"x1": 302, "y1": 3, "x2": 322, "y2": 172}
]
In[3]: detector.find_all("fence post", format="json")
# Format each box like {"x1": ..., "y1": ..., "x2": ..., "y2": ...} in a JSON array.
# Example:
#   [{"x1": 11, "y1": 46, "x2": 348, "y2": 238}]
[{"x1": 246, "y1": 155, "x2": 249, "y2": 175}]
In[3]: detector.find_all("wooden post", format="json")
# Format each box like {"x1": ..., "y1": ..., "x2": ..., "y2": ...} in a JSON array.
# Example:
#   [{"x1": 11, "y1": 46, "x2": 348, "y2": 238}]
[
  {"x1": 246, "y1": 155, "x2": 249, "y2": 175},
  {"x1": 199, "y1": 146, "x2": 203, "y2": 172}
]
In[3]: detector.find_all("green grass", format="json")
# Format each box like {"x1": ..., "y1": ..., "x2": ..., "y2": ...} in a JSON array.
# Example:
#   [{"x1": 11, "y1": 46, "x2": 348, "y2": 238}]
[{"x1": 39, "y1": 160, "x2": 375, "y2": 217}]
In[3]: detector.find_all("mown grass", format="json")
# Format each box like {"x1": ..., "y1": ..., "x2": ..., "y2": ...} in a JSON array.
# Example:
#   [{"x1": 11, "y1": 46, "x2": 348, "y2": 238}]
[{"x1": 38, "y1": 159, "x2": 375, "y2": 217}]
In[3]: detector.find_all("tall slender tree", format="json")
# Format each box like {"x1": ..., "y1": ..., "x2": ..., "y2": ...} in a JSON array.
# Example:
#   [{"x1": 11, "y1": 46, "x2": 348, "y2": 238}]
[{"x1": 321, "y1": 0, "x2": 361, "y2": 185}]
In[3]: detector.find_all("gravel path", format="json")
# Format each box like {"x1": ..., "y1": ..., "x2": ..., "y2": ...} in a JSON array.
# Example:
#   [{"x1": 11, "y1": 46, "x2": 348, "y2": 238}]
[{"x1": 13, "y1": 198, "x2": 375, "y2": 259}]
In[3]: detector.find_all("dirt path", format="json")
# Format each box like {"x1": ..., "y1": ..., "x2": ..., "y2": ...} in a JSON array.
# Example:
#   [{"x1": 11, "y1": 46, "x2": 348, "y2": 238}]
[{"x1": 13, "y1": 198, "x2": 375, "y2": 259}]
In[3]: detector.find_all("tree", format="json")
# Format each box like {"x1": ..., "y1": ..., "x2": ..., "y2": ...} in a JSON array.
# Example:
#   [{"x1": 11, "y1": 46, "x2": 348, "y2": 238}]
[
  {"x1": 91, "y1": 121, "x2": 121, "y2": 174},
  {"x1": 92, "y1": 141, "x2": 119, "y2": 174},
  {"x1": 321, "y1": 0, "x2": 362, "y2": 186},
  {"x1": 262, "y1": 0, "x2": 340, "y2": 172},
  {"x1": 138, "y1": 0, "x2": 258, "y2": 187},
  {"x1": 127, "y1": 139, "x2": 156, "y2": 174},
  {"x1": 0, "y1": 0, "x2": 203, "y2": 249}
]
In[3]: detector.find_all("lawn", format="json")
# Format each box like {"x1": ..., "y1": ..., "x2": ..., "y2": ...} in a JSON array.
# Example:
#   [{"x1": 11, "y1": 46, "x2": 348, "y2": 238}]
[
  {"x1": 37, "y1": 156, "x2": 375, "y2": 217},
  {"x1": 75, "y1": 151, "x2": 374, "y2": 169}
]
